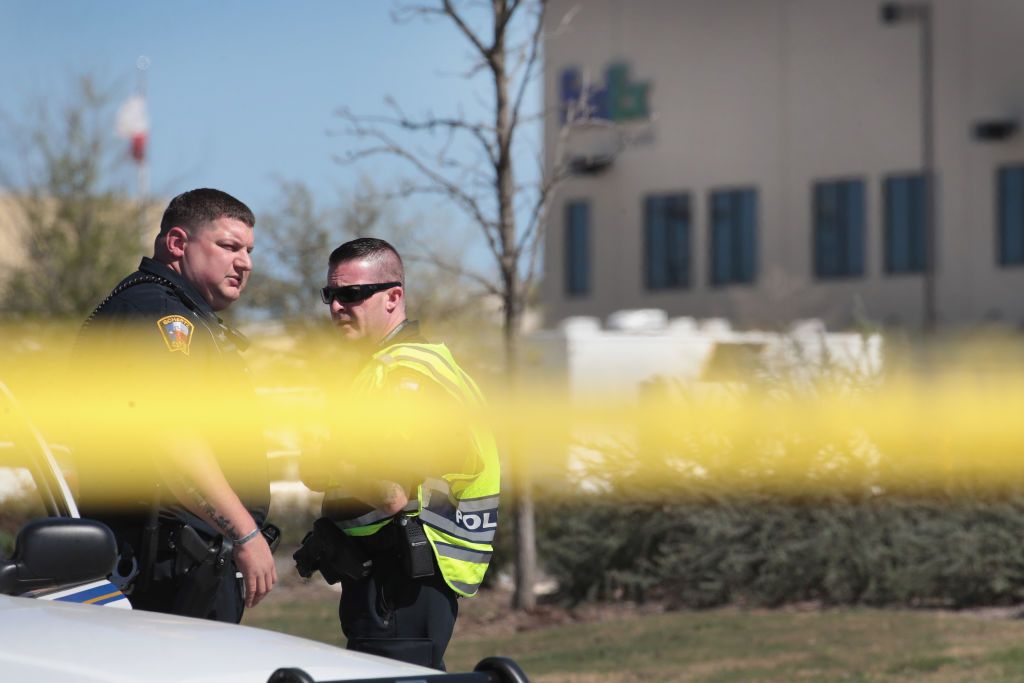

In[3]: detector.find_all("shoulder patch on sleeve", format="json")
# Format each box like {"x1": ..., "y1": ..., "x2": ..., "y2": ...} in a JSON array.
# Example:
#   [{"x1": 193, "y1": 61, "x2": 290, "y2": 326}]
[{"x1": 156, "y1": 315, "x2": 194, "y2": 355}]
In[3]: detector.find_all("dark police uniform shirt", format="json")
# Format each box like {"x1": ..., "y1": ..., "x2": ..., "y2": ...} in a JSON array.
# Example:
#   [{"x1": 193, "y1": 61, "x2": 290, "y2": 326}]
[{"x1": 77, "y1": 257, "x2": 269, "y2": 537}]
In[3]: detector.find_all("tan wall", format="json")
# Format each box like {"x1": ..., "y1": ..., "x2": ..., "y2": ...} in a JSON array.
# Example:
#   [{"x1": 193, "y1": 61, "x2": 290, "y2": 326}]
[
  {"x1": 0, "y1": 193, "x2": 163, "y2": 293},
  {"x1": 542, "y1": 0, "x2": 1024, "y2": 329},
  {"x1": 0, "y1": 197, "x2": 29, "y2": 282}
]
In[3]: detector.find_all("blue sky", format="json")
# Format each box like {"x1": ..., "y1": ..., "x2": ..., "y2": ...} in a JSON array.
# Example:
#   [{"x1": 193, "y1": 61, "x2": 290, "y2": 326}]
[{"x1": 0, "y1": 1, "x2": 541, "y2": 232}]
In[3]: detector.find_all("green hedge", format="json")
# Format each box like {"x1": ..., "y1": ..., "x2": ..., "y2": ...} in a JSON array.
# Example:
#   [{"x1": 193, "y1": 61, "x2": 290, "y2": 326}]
[
  {"x1": 522, "y1": 368, "x2": 1024, "y2": 609},
  {"x1": 535, "y1": 492, "x2": 1024, "y2": 608}
]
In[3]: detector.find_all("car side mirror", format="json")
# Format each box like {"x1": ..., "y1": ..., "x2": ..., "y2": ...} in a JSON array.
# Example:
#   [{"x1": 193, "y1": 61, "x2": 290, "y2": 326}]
[{"x1": 0, "y1": 518, "x2": 117, "y2": 595}]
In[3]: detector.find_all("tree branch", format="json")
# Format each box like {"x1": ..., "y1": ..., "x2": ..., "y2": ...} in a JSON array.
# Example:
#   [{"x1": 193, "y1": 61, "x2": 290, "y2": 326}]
[
  {"x1": 442, "y1": 0, "x2": 493, "y2": 61},
  {"x1": 339, "y1": 102, "x2": 500, "y2": 168},
  {"x1": 405, "y1": 251, "x2": 500, "y2": 297},
  {"x1": 495, "y1": 0, "x2": 521, "y2": 41},
  {"x1": 508, "y1": 0, "x2": 546, "y2": 134},
  {"x1": 333, "y1": 134, "x2": 505, "y2": 262}
]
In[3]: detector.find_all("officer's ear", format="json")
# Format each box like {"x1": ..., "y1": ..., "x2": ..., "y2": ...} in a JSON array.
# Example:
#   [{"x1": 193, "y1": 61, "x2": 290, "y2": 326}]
[
  {"x1": 384, "y1": 285, "x2": 403, "y2": 314},
  {"x1": 165, "y1": 227, "x2": 189, "y2": 259}
]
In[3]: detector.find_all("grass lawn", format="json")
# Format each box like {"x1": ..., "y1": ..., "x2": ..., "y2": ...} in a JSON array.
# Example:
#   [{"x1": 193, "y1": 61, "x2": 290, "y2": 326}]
[
  {"x1": 443, "y1": 607, "x2": 1024, "y2": 682},
  {"x1": 243, "y1": 585, "x2": 1024, "y2": 682}
]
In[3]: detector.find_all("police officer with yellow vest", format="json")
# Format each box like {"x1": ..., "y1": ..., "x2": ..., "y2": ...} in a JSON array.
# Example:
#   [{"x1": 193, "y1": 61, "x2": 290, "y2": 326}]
[{"x1": 295, "y1": 238, "x2": 499, "y2": 671}]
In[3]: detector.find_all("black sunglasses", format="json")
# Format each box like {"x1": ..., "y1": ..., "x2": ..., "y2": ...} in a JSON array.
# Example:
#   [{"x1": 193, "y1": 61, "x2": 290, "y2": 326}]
[{"x1": 320, "y1": 282, "x2": 402, "y2": 305}]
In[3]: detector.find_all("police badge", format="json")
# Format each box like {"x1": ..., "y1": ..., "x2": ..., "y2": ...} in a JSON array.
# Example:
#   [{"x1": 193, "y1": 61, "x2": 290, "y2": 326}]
[{"x1": 156, "y1": 315, "x2": 194, "y2": 355}]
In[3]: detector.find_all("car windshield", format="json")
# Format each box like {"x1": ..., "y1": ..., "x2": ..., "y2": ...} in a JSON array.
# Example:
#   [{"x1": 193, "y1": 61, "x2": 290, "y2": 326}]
[
  {"x1": 0, "y1": 439, "x2": 51, "y2": 558},
  {"x1": 0, "y1": 384, "x2": 75, "y2": 559}
]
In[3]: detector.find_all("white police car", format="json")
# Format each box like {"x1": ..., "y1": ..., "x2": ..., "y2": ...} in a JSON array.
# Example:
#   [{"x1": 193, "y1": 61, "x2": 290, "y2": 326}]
[
  {"x1": 0, "y1": 383, "x2": 527, "y2": 682},
  {"x1": 0, "y1": 592, "x2": 528, "y2": 682},
  {"x1": 0, "y1": 381, "x2": 130, "y2": 607}
]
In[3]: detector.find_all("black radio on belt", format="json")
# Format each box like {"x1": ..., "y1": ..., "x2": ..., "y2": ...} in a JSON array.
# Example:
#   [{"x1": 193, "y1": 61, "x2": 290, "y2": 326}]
[{"x1": 397, "y1": 516, "x2": 434, "y2": 579}]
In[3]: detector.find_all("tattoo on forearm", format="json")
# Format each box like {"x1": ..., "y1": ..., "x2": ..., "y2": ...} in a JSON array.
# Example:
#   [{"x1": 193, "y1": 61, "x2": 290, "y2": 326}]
[{"x1": 183, "y1": 484, "x2": 239, "y2": 540}]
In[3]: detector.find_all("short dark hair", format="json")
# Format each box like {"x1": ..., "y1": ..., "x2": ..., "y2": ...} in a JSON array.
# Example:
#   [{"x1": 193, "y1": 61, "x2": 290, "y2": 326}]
[
  {"x1": 159, "y1": 188, "x2": 255, "y2": 236},
  {"x1": 328, "y1": 237, "x2": 404, "y2": 284}
]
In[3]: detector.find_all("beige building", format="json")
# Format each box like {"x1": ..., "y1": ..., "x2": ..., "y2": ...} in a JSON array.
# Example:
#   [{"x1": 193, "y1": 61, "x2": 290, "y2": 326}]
[
  {"x1": 0, "y1": 196, "x2": 29, "y2": 288},
  {"x1": 541, "y1": 0, "x2": 1024, "y2": 330},
  {"x1": 0, "y1": 194, "x2": 161, "y2": 303}
]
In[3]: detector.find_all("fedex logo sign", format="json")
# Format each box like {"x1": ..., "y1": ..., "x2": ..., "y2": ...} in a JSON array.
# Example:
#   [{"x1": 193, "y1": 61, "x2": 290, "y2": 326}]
[{"x1": 560, "y1": 62, "x2": 651, "y2": 124}]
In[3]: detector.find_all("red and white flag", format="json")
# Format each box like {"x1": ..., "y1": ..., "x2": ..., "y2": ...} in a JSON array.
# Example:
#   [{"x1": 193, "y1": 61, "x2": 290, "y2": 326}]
[{"x1": 116, "y1": 94, "x2": 149, "y2": 163}]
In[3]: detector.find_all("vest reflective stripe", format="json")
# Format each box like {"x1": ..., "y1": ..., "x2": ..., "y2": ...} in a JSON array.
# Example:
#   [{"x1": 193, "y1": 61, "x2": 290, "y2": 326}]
[
  {"x1": 384, "y1": 344, "x2": 488, "y2": 405},
  {"x1": 331, "y1": 499, "x2": 419, "y2": 533},
  {"x1": 419, "y1": 508, "x2": 497, "y2": 544},
  {"x1": 448, "y1": 578, "x2": 481, "y2": 595},
  {"x1": 420, "y1": 478, "x2": 500, "y2": 510},
  {"x1": 377, "y1": 353, "x2": 467, "y2": 404},
  {"x1": 422, "y1": 522, "x2": 494, "y2": 597},
  {"x1": 333, "y1": 508, "x2": 392, "y2": 530},
  {"x1": 433, "y1": 541, "x2": 492, "y2": 565},
  {"x1": 329, "y1": 341, "x2": 500, "y2": 598},
  {"x1": 419, "y1": 477, "x2": 498, "y2": 543},
  {"x1": 340, "y1": 519, "x2": 390, "y2": 537},
  {"x1": 453, "y1": 495, "x2": 501, "y2": 513}
]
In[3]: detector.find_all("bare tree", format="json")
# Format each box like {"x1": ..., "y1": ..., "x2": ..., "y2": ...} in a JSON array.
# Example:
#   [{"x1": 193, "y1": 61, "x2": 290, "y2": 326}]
[{"x1": 334, "y1": 0, "x2": 591, "y2": 610}]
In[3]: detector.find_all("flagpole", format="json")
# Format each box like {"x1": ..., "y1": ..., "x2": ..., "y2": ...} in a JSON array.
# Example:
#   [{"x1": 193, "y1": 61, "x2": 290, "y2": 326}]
[{"x1": 136, "y1": 55, "x2": 150, "y2": 200}]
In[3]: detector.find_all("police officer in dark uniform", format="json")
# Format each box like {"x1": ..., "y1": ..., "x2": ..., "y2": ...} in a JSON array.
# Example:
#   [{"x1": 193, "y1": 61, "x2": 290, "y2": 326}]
[{"x1": 77, "y1": 188, "x2": 276, "y2": 622}]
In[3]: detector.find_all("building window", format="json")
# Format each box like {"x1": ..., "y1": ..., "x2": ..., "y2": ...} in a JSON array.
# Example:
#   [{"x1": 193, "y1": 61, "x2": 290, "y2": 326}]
[
  {"x1": 998, "y1": 165, "x2": 1024, "y2": 266},
  {"x1": 565, "y1": 201, "x2": 590, "y2": 296},
  {"x1": 709, "y1": 188, "x2": 757, "y2": 286},
  {"x1": 884, "y1": 173, "x2": 926, "y2": 274},
  {"x1": 644, "y1": 193, "x2": 691, "y2": 290},
  {"x1": 814, "y1": 179, "x2": 865, "y2": 279}
]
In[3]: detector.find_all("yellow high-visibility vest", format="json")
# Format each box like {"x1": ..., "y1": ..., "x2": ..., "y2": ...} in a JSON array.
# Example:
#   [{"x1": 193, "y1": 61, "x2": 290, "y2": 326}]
[{"x1": 331, "y1": 342, "x2": 500, "y2": 597}]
